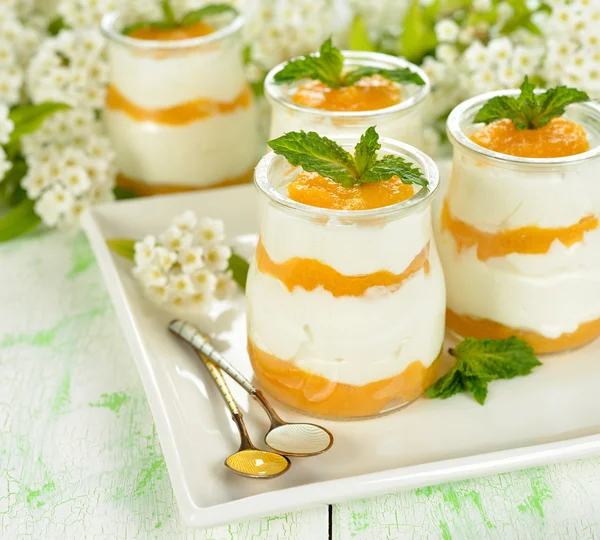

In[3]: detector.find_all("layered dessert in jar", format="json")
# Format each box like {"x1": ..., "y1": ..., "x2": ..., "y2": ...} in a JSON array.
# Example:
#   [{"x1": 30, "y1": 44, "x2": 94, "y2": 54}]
[
  {"x1": 101, "y1": 8, "x2": 257, "y2": 195},
  {"x1": 437, "y1": 79, "x2": 600, "y2": 354},
  {"x1": 264, "y1": 39, "x2": 430, "y2": 149},
  {"x1": 246, "y1": 128, "x2": 445, "y2": 419}
]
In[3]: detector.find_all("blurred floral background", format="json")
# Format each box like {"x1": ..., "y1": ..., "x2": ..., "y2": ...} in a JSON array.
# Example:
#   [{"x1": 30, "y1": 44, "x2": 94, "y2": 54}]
[{"x1": 0, "y1": 0, "x2": 597, "y2": 236}]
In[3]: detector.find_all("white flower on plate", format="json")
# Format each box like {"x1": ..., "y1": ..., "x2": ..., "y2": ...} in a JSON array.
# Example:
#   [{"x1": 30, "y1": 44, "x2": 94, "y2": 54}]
[
  {"x1": 168, "y1": 273, "x2": 195, "y2": 296},
  {"x1": 434, "y1": 19, "x2": 460, "y2": 43},
  {"x1": 134, "y1": 235, "x2": 157, "y2": 268},
  {"x1": 154, "y1": 246, "x2": 178, "y2": 272},
  {"x1": 135, "y1": 264, "x2": 168, "y2": 288},
  {"x1": 159, "y1": 225, "x2": 193, "y2": 252},
  {"x1": 34, "y1": 184, "x2": 74, "y2": 227},
  {"x1": 205, "y1": 245, "x2": 232, "y2": 273},
  {"x1": 63, "y1": 166, "x2": 91, "y2": 196},
  {"x1": 197, "y1": 217, "x2": 226, "y2": 246},
  {"x1": 188, "y1": 290, "x2": 213, "y2": 311},
  {"x1": 191, "y1": 268, "x2": 217, "y2": 294},
  {"x1": 178, "y1": 246, "x2": 205, "y2": 274},
  {"x1": 215, "y1": 271, "x2": 236, "y2": 301},
  {"x1": 147, "y1": 285, "x2": 169, "y2": 304},
  {"x1": 172, "y1": 210, "x2": 197, "y2": 233}
]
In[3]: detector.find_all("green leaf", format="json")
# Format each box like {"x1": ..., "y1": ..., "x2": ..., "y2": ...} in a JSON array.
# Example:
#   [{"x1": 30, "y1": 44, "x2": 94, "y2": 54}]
[
  {"x1": 181, "y1": 3, "x2": 238, "y2": 26},
  {"x1": 0, "y1": 197, "x2": 41, "y2": 242},
  {"x1": 342, "y1": 66, "x2": 425, "y2": 87},
  {"x1": 113, "y1": 186, "x2": 139, "y2": 200},
  {"x1": 399, "y1": 0, "x2": 437, "y2": 64},
  {"x1": 353, "y1": 126, "x2": 380, "y2": 176},
  {"x1": 8, "y1": 102, "x2": 70, "y2": 147},
  {"x1": 360, "y1": 155, "x2": 429, "y2": 188},
  {"x1": 228, "y1": 252, "x2": 249, "y2": 290},
  {"x1": 273, "y1": 38, "x2": 345, "y2": 88},
  {"x1": 0, "y1": 160, "x2": 27, "y2": 206},
  {"x1": 474, "y1": 77, "x2": 590, "y2": 130},
  {"x1": 426, "y1": 336, "x2": 541, "y2": 404},
  {"x1": 348, "y1": 15, "x2": 376, "y2": 52},
  {"x1": 106, "y1": 238, "x2": 136, "y2": 260},
  {"x1": 268, "y1": 130, "x2": 358, "y2": 188},
  {"x1": 47, "y1": 16, "x2": 67, "y2": 36},
  {"x1": 161, "y1": 0, "x2": 176, "y2": 25}
]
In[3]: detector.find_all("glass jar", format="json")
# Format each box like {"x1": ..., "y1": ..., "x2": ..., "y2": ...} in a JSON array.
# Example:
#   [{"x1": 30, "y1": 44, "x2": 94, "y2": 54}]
[
  {"x1": 101, "y1": 11, "x2": 258, "y2": 196},
  {"x1": 246, "y1": 136, "x2": 445, "y2": 419},
  {"x1": 264, "y1": 51, "x2": 430, "y2": 149},
  {"x1": 438, "y1": 91, "x2": 600, "y2": 354}
]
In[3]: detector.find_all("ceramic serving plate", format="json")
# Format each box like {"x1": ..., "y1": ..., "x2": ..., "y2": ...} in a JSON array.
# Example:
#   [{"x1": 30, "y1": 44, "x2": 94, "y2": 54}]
[{"x1": 82, "y1": 181, "x2": 600, "y2": 529}]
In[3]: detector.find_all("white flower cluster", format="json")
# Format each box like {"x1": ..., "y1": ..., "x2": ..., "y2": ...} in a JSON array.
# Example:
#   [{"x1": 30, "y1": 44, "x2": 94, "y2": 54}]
[
  {"x1": 20, "y1": 109, "x2": 116, "y2": 228},
  {"x1": 132, "y1": 211, "x2": 236, "y2": 310},
  {"x1": 0, "y1": 105, "x2": 14, "y2": 180},
  {"x1": 348, "y1": 0, "x2": 410, "y2": 44},
  {"x1": 27, "y1": 29, "x2": 108, "y2": 109}
]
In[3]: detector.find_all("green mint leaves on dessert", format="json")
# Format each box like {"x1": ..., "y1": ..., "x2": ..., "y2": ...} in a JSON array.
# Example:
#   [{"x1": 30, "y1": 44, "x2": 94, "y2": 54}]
[
  {"x1": 474, "y1": 76, "x2": 590, "y2": 130},
  {"x1": 268, "y1": 126, "x2": 428, "y2": 189},
  {"x1": 273, "y1": 38, "x2": 425, "y2": 89},
  {"x1": 426, "y1": 337, "x2": 541, "y2": 405},
  {"x1": 122, "y1": 1, "x2": 237, "y2": 35}
]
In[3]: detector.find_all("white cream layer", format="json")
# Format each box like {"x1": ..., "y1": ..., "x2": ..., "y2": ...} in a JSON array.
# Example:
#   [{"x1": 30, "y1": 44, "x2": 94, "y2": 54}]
[
  {"x1": 107, "y1": 38, "x2": 247, "y2": 107},
  {"x1": 260, "y1": 201, "x2": 433, "y2": 276},
  {"x1": 104, "y1": 107, "x2": 257, "y2": 186},
  {"x1": 446, "y1": 151, "x2": 600, "y2": 232},
  {"x1": 247, "y1": 253, "x2": 446, "y2": 386},
  {"x1": 269, "y1": 100, "x2": 425, "y2": 150}
]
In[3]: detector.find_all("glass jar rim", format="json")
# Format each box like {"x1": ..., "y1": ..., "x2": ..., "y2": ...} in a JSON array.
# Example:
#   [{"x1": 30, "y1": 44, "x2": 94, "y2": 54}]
[
  {"x1": 264, "y1": 50, "x2": 431, "y2": 119},
  {"x1": 254, "y1": 135, "x2": 439, "y2": 221},
  {"x1": 447, "y1": 89, "x2": 600, "y2": 167},
  {"x1": 100, "y1": 10, "x2": 245, "y2": 50}
]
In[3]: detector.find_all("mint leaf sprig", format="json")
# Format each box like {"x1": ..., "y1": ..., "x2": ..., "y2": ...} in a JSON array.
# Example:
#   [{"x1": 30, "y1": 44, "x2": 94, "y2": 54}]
[
  {"x1": 426, "y1": 337, "x2": 541, "y2": 405},
  {"x1": 273, "y1": 38, "x2": 425, "y2": 89},
  {"x1": 474, "y1": 76, "x2": 590, "y2": 130},
  {"x1": 122, "y1": 1, "x2": 237, "y2": 36},
  {"x1": 268, "y1": 126, "x2": 428, "y2": 189}
]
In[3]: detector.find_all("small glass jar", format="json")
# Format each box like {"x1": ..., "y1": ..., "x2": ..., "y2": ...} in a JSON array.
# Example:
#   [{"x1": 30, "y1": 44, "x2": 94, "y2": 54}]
[
  {"x1": 246, "y1": 136, "x2": 445, "y2": 419},
  {"x1": 101, "y1": 11, "x2": 258, "y2": 196},
  {"x1": 438, "y1": 91, "x2": 600, "y2": 354},
  {"x1": 264, "y1": 51, "x2": 430, "y2": 149}
]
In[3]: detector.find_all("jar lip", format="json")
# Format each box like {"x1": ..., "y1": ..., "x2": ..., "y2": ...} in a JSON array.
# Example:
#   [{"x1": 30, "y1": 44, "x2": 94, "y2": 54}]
[
  {"x1": 447, "y1": 89, "x2": 600, "y2": 167},
  {"x1": 254, "y1": 136, "x2": 439, "y2": 220},
  {"x1": 100, "y1": 10, "x2": 244, "y2": 50},
  {"x1": 264, "y1": 51, "x2": 431, "y2": 119}
]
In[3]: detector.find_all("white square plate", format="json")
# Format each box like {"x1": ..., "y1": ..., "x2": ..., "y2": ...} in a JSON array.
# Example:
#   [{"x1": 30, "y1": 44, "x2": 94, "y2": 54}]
[{"x1": 82, "y1": 183, "x2": 600, "y2": 529}]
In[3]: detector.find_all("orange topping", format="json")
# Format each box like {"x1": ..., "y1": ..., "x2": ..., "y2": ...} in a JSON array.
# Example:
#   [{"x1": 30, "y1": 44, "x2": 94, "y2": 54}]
[
  {"x1": 105, "y1": 84, "x2": 252, "y2": 126},
  {"x1": 248, "y1": 339, "x2": 442, "y2": 418},
  {"x1": 291, "y1": 75, "x2": 401, "y2": 112},
  {"x1": 470, "y1": 117, "x2": 590, "y2": 158},
  {"x1": 287, "y1": 171, "x2": 414, "y2": 211},
  {"x1": 116, "y1": 166, "x2": 254, "y2": 196},
  {"x1": 255, "y1": 239, "x2": 429, "y2": 297},
  {"x1": 127, "y1": 21, "x2": 213, "y2": 41},
  {"x1": 447, "y1": 309, "x2": 600, "y2": 355},
  {"x1": 441, "y1": 200, "x2": 598, "y2": 261}
]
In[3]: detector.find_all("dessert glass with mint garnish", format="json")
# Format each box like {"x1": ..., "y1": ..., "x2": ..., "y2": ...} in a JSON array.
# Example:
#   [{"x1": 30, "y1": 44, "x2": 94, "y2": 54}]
[
  {"x1": 101, "y1": 3, "x2": 257, "y2": 196},
  {"x1": 246, "y1": 127, "x2": 445, "y2": 419},
  {"x1": 438, "y1": 77, "x2": 600, "y2": 354},
  {"x1": 264, "y1": 39, "x2": 430, "y2": 149}
]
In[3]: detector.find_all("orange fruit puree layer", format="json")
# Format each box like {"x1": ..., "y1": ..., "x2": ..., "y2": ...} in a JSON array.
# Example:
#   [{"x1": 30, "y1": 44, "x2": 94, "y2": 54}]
[
  {"x1": 105, "y1": 84, "x2": 252, "y2": 125},
  {"x1": 291, "y1": 75, "x2": 401, "y2": 112},
  {"x1": 441, "y1": 200, "x2": 598, "y2": 261},
  {"x1": 256, "y1": 239, "x2": 429, "y2": 297},
  {"x1": 288, "y1": 171, "x2": 415, "y2": 211},
  {"x1": 470, "y1": 117, "x2": 590, "y2": 158},
  {"x1": 248, "y1": 339, "x2": 443, "y2": 418},
  {"x1": 116, "y1": 166, "x2": 254, "y2": 196},
  {"x1": 127, "y1": 21, "x2": 213, "y2": 41},
  {"x1": 447, "y1": 309, "x2": 600, "y2": 354}
]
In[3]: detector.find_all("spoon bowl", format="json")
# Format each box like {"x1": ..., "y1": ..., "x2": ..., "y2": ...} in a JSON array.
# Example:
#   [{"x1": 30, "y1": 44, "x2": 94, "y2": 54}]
[
  {"x1": 264, "y1": 423, "x2": 334, "y2": 457},
  {"x1": 225, "y1": 448, "x2": 291, "y2": 478}
]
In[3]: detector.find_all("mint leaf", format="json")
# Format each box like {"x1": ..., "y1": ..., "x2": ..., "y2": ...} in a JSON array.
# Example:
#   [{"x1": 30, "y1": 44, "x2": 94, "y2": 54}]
[
  {"x1": 8, "y1": 102, "x2": 70, "y2": 147},
  {"x1": 273, "y1": 38, "x2": 344, "y2": 88},
  {"x1": 107, "y1": 238, "x2": 136, "y2": 260},
  {"x1": 228, "y1": 252, "x2": 249, "y2": 290},
  {"x1": 353, "y1": 126, "x2": 380, "y2": 176},
  {"x1": 426, "y1": 337, "x2": 541, "y2": 404},
  {"x1": 161, "y1": 0, "x2": 176, "y2": 25},
  {"x1": 268, "y1": 130, "x2": 358, "y2": 188},
  {"x1": 360, "y1": 155, "x2": 429, "y2": 188},
  {"x1": 181, "y1": 4, "x2": 237, "y2": 26},
  {"x1": 342, "y1": 66, "x2": 425, "y2": 87},
  {"x1": 268, "y1": 127, "x2": 428, "y2": 189},
  {"x1": 474, "y1": 76, "x2": 589, "y2": 130},
  {"x1": 349, "y1": 15, "x2": 376, "y2": 52},
  {"x1": 0, "y1": 198, "x2": 41, "y2": 242}
]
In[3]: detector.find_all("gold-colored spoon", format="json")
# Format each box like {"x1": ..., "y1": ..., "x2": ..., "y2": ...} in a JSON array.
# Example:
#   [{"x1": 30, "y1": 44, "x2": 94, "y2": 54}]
[
  {"x1": 190, "y1": 347, "x2": 290, "y2": 479},
  {"x1": 170, "y1": 319, "x2": 334, "y2": 457}
]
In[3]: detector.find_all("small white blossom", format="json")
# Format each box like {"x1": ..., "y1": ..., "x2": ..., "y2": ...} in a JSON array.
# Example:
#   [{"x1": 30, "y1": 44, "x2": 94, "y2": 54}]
[
  {"x1": 178, "y1": 246, "x2": 205, "y2": 274},
  {"x1": 197, "y1": 217, "x2": 226, "y2": 245},
  {"x1": 0, "y1": 146, "x2": 11, "y2": 181},
  {"x1": 159, "y1": 225, "x2": 193, "y2": 251},
  {"x1": 134, "y1": 264, "x2": 168, "y2": 288},
  {"x1": 0, "y1": 104, "x2": 13, "y2": 144},
  {"x1": 205, "y1": 245, "x2": 232, "y2": 273},
  {"x1": 215, "y1": 271, "x2": 237, "y2": 301},
  {"x1": 172, "y1": 210, "x2": 197, "y2": 233},
  {"x1": 134, "y1": 236, "x2": 157, "y2": 268},
  {"x1": 154, "y1": 246, "x2": 178, "y2": 271},
  {"x1": 191, "y1": 269, "x2": 218, "y2": 294},
  {"x1": 434, "y1": 19, "x2": 460, "y2": 43}
]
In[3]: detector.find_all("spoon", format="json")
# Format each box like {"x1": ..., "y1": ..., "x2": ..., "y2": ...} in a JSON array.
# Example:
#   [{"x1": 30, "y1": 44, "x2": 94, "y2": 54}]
[
  {"x1": 191, "y1": 346, "x2": 290, "y2": 478},
  {"x1": 170, "y1": 319, "x2": 334, "y2": 457}
]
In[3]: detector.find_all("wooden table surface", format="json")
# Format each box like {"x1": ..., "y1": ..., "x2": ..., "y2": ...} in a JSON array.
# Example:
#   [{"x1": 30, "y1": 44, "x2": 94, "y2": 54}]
[{"x1": 3, "y1": 231, "x2": 600, "y2": 539}]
